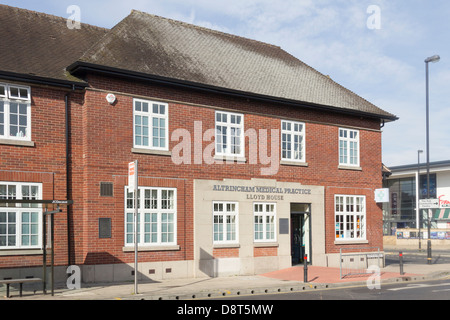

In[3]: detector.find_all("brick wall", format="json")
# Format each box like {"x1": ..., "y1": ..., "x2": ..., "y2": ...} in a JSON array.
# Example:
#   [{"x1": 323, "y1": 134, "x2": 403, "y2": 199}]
[
  {"x1": 1, "y1": 72, "x2": 384, "y2": 270},
  {"x1": 72, "y1": 73, "x2": 383, "y2": 263},
  {"x1": 325, "y1": 187, "x2": 383, "y2": 254},
  {"x1": 254, "y1": 247, "x2": 278, "y2": 257},
  {"x1": 213, "y1": 248, "x2": 239, "y2": 258},
  {"x1": 0, "y1": 84, "x2": 71, "y2": 268}
]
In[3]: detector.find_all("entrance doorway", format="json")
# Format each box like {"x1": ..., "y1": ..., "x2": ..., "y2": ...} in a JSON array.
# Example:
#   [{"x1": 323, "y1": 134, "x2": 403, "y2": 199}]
[{"x1": 291, "y1": 203, "x2": 311, "y2": 265}]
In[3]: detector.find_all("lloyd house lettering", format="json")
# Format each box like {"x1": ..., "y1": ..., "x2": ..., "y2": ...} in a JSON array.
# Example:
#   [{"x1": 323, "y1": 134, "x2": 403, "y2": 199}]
[{"x1": 212, "y1": 184, "x2": 312, "y2": 201}]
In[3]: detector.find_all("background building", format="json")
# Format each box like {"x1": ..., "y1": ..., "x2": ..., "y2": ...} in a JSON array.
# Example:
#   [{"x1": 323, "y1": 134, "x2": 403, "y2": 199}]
[{"x1": 383, "y1": 160, "x2": 450, "y2": 243}]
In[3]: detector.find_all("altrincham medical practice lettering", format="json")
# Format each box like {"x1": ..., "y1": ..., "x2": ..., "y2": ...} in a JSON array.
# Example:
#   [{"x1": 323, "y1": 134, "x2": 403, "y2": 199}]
[{"x1": 212, "y1": 184, "x2": 311, "y2": 195}]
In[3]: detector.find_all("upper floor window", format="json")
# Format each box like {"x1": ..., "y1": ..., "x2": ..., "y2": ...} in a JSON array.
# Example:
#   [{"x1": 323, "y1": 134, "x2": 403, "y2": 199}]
[
  {"x1": 215, "y1": 111, "x2": 244, "y2": 157},
  {"x1": 0, "y1": 83, "x2": 31, "y2": 141},
  {"x1": 339, "y1": 128, "x2": 359, "y2": 167},
  {"x1": 133, "y1": 99, "x2": 168, "y2": 151},
  {"x1": 281, "y1": 120, "x2": 305, "y2": 162}
]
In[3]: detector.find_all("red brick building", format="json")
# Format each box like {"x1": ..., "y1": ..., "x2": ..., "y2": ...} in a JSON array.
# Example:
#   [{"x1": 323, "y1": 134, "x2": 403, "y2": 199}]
[{"x1": 0, "y1": 5, "x2": 397, "y2": 283}]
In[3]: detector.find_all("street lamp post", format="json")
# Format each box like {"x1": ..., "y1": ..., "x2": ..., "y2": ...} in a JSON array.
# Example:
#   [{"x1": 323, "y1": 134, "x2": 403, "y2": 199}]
[
  {"x1": 425, "y1": 54, "x2": 440, "y2": 264},
  {"x1": 417, "y1": 149, "x2": 423, "y2": 250}
]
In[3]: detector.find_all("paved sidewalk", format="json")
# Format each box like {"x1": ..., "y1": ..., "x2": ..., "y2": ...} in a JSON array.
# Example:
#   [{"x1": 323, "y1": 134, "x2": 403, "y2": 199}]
[{"x1": 3, "y1": 247, "x2": 450, "y2": 300}]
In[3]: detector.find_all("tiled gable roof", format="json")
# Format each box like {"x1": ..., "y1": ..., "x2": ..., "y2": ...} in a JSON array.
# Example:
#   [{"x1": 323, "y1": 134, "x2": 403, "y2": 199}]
[
  {"x1": 74, "y1": 10, "x2": 397, "y2": 120},
  {"x1": 0, "y1": 4, "x2": 108, "y2": 85},
  {"x1": 0, "y1": 5, "x2": 397, "y2": 120}
]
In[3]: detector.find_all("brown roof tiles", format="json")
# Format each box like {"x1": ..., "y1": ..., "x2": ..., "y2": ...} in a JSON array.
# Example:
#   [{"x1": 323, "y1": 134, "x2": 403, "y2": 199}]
[
  {"x1": 0, "y1": 5, "x2": 397, "y2": 120},
  {"x1": 0, "y1": 4, "x2": 108, "y2": 84}
]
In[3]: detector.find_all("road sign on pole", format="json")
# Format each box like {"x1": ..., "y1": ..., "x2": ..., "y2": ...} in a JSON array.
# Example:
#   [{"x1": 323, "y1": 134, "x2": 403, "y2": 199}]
[
  {"x1": 419, "y1": 199, "x2": 439, "y2": 209},
  {"x1": 128, "y1": 161, "x2": 136, "y2": 192},
  {"x1": 129, "y1": 160, "x2": 139, "y2": 295}
]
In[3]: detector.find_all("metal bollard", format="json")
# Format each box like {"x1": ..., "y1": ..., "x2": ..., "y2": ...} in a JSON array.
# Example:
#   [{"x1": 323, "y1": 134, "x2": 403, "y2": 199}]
[
  {"x1": 304, "y1": 254, "x2": 308, "y2": 282},
  {"x1": 399, "y1": 251, "x2": 404, "y2": 275},
  {"x1": 427, "y1": 241, "x2": 432, "y2": 265}
]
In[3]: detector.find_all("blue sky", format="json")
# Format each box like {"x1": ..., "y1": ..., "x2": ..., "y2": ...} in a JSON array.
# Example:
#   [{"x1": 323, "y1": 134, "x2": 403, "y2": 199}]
[{"x1": 3, "y1": 0, "x2": 449, "y2": 167}]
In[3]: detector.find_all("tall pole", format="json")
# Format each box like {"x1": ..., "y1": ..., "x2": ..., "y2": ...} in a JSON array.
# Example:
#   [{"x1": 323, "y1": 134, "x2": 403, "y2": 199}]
[
  {"x1": 425, "y1": 60, "x2": 432, "y2": 264},
  {"x1": 42, "y1": 206, "x2": 47, "y2": 295},
  {"x1": 134, "y1": 160, "x2": 139, "y2": 294},
  {"x1": 417, "y1": 150, "x2": 422, "y2": 250},
  {"x1": 51, "y1": 212, "x2": 55, "y2": 296},
  {"x1": 424, "y1": 55, "x2": 441, "y2": 263}
]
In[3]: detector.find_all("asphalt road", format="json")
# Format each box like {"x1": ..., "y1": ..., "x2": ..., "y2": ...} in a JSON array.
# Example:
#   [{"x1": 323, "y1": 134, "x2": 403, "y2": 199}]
[
  {"x1": 384, "y1": 248, "x2": 450, "y2": 265},
  {"x1": 210, "y1": 278, "x2": 450, "y2": 300},
  {"x1": 206, "y1": 247, "x2": 450, "y2": 301}
]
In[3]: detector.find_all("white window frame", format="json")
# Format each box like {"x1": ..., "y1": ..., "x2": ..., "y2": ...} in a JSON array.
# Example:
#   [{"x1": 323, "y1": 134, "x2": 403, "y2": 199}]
[
  {"x1": 215, "y1": 111, "x2": 244, "y2": 157},
  {"x1": 339, "y1": 128, "x2": 360, "y2": 167},
  {"x1": 0, "y1": 182, "x2": 42, "y2": 249},
  {"x1": 124, "y1": 186, "x2": 177, "y2": 247},
  {"x1": 253, "y1": 202, "x2": 276, "y2": 242},
  {"x1": 213, "y1": 201, "x2": 239, "y2": 245},
  {"x1": 335, "y1": 195, "x2": 366, "y2": 241},
  {"x1": 0, "y1": 83, "x2": 32, "y2": 141},
  {"x1": 133, "y1": 98, "x2": 169, "y2": 151},
  {"x1": 281, "y1": 120, "x2": 305, "y2": 163}
]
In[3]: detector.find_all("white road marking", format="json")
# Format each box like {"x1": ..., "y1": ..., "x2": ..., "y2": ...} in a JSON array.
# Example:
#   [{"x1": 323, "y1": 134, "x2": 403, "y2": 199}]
[{"x1": 388, "y1": 282, "x2": 450, "y2": 291}]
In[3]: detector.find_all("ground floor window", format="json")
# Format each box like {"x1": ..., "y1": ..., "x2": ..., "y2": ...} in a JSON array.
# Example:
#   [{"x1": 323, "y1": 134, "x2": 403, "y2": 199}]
[
  {"x1": 335, "y1": 195, "x2": 366, "y2": 240},
  {"x1": 254, "y1": 203, "x2": 276, "y2": 242},
  {"x1": 125, "y1": 187, "x2": 177, "y2": 246},
  {"x1": 0, "y1": 182, "x2": 42, "y2": 249},
  {"x1": 213, "y1": 201, "x2": 238, "y2": 244}
]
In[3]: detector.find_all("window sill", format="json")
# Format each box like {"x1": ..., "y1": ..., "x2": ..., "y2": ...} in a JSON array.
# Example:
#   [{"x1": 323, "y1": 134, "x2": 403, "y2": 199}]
[
  {"x1": 338, "y1": 165, "x2": 362, "y2": 171},
  {"x1": 122, "y1": 245, "x2": 180, "y2": 252},
  {"x1": 213, "y1": 155, "x2": 246, "y2": 163},
  {"x1": 0, "y1": 249, "x2": 43, "y2": 256},
  {"x1": 0, "y1": 139, "x2": 35, "y2": 147},
  {"x1": 213, "y1": 243, "x2": 240, "y2": 249},
  {"x1": 334, "y1": 240, "x2": 368, "y2": 245},
  {"x1": 254, "y1": 242, "x2": 279, "y2": 248},
  {"x1": 131, "y1": 148, "x2": 171, "y2": 156},
  {"x1": 280, "y1": 160, "x2": 308, "y2": 167}
]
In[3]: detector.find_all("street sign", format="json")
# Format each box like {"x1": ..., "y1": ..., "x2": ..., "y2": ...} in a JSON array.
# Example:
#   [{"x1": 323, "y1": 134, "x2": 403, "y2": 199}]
[
  {"x1": 128, "y1": 160, "x2": 139, "y2": 295},
  {"x1": 128, "y1": 161, "x2": 136, "y2": 192},
  {"x1": 419, "y1": 198, "x2": 439, "y2": 209}
]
